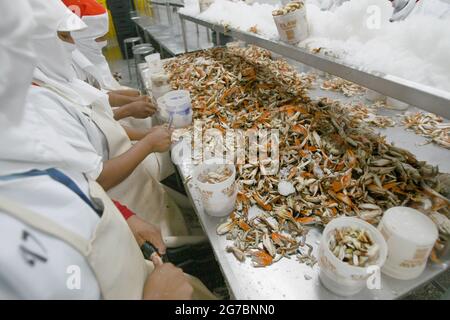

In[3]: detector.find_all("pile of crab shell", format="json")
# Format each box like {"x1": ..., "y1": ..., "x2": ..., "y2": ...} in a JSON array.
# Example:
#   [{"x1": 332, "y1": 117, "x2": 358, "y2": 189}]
[{"x1": 165, "y1": 46, "x2": 450, "y2": 267}]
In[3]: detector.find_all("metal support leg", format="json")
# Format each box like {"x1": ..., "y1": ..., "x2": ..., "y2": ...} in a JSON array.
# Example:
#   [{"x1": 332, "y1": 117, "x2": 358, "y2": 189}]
[
  {"x1": 206, "y1": 27, "x2": 211, "y2": 43},
  {"x1": 181, "y1": 17, "x2": 188, "y2": 53},
  {"x1": 134, "y1": 54, "x2": 139, "y2": 89},
  {"x1": 125, "y1": 43, "x2": 132, "y2": 80},
  {"x1": 155, "y1": 4, "x2": 160, "y2": 23},
  {"x1": 216, "y1": 31, "x2": 220, "y2": 47},
  {"x1": 166, "y1": 3, "x2": 173, "y2": 27}
]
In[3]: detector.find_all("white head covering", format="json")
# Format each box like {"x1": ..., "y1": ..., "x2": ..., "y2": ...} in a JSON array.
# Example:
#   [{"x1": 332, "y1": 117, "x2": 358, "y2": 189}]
[
  {"x1": 28, "y1": 0, "x2": 106, "y2": 106},
  {"x1": 72, "y1": 13, "x2": 122, "y2": 90},
  {"x1": 0, "y1": 0, "x2": 36, "y2": 124},
  {"x1": 0, "y1": 0, "x2": 102, "y2": 176}
]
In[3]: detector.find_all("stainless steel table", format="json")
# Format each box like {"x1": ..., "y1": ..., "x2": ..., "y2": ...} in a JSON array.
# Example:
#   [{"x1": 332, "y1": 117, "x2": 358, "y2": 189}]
[{"x1": 138, "y1": 57, "x2": 450, "y2": 300}]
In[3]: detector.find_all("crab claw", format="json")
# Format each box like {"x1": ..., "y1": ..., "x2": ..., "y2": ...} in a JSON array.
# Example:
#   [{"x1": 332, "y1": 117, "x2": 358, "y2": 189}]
[{"x1": 251, "y1": 250, "x2": 273, "y2": 267}]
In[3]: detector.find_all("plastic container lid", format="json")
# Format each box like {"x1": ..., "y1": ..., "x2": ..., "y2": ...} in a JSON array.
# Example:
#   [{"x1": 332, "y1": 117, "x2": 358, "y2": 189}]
[{"x1": 382, "y1": 207, "x2": 438, "y2": 246}]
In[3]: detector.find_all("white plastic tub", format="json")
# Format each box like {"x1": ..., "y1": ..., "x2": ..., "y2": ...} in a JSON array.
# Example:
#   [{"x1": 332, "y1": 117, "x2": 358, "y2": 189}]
[
  {"x1": 273, "y1": 5, "x2": 309, "y2": 45},
  {"x1": 145, "y1": 53, "x2": 163, "y2": 74},
  {"x1": 193, "y1": 159, "x2": 237, "y2": 217},
  {"x1": 151, "y1": 73, "x2": 171, "y2": 101},
  {"x1": 378, "y1": 207, "x2": 438, "y2": 280},
  {"x1": 318, "y1": 217, "x2": 388, "y2": 296},
  {"x1": 163, "y1": 90, "x2": 193, "y2": 128}
]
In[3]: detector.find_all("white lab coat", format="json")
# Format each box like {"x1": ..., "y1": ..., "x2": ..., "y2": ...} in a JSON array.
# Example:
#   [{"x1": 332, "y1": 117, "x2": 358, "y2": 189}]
[
  {"x1": 0, "y1": 171, "x2": 101, "y2": 299},
  {"x1": 27, "y1": 86, "x2": 106, "y2": 180}
]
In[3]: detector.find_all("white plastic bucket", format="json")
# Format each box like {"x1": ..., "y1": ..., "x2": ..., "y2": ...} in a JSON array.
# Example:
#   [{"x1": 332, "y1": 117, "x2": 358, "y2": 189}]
[
  {"x1": 193, "y1": 159, "x2": 237, "y2": 217},
  {"x1": 378, "y1": 207, "x2": 438, "y2": 280},
  {"x1": 145, "y1": 53, "x2": 163, "y2": 74},
  {"x1": 151, "y1": 73, "x2": 171, "y2": 101},
  {"x1": 163, "y1": 90, "x2": 193, "y2": 128},
  {"x1": 273, "y1": 6, "x2": 309, "y2": 45},
  {"x1": 318, "y1": 217, "x2": 388, "y2": 296}
]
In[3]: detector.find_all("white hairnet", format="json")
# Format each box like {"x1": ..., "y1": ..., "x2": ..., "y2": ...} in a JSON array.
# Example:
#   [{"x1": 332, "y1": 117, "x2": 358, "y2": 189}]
[{"x1": 0, "y1": 0, "x2": 36, "y2": 123}]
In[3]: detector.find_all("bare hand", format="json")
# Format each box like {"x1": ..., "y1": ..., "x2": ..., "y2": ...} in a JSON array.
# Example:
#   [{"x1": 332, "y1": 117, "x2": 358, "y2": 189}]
[
  {"x1": 126, "y1": 215, "x2": 166, "y2": 254},
  {"x1": 125, "y1": 100, "x2": 157, "y2": 119},
  {"x1": 144, "y1": 126, "x2": 174, "y2": 153},
  {"x1": 143, "y1": 263, "x2": 193, "y2": 300}
]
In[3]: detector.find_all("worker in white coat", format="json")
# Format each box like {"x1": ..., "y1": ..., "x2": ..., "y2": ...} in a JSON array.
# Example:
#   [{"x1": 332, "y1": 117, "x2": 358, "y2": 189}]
[
  {"x1": 0, "y1": 0, "x2": 215, "y2": 300},
  {"x1": 27, "y1": 0, "x2": 201, "y2": 246},
  {"x1": 62, "y1": 0, "x2": 175, "y2": 180},
  {"x1": 65, "y1": 0, "x2": 128, "y2": 92},
  {"x1": 62, "y1": 0, "x2": 157, "y2": 129}
]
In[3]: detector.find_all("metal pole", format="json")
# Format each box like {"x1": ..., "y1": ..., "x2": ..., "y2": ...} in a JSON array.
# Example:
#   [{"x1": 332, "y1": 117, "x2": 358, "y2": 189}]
[
  {"x1": 180, "y1": 17, "x2": 188, "y2": 53},
  {"x1": 166, "y1": 2, "x2": 173, "y2": 26},
  {"x1": 125, "y1": 43, "x2": 132, "y2": 80},
  {"x1": 155, "y1": 3, "x2": 160, "y2": 22},
  {"x1": 206, "y1": 27, "x2": 211, "y2": 43},
  {"x1": 216, "y1": 30, "x2": 220, "y2": 46}
]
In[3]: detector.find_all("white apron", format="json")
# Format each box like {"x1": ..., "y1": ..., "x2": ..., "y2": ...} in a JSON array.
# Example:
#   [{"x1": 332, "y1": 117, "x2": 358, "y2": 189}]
[
  {"x1": 34, "y1": 76, "x2": 190, "y2": 240},
  {"x1": 88, "y1": 98, "x2": 190, "y2": 238},
  {"x1": 0, "y1": 177, "x2": 215, "y2": 300},
  {"x1": 119, "y1": 116, "x2": 153, "y2": 132}
]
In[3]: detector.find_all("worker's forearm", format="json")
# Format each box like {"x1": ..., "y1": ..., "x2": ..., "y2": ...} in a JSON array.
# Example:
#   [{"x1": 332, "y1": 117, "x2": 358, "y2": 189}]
[
  {"x1": 113, "y1": 105, "x2": 131, "y2": 121},
  {"x1": 108, "y1": 92, "x2": 135, "y2": 107},
  {"x1": 113, "y1": 89, "x2": 140, "y2": 97},
  {"x1": 122, "y1": 125, "x2": 149, "y2": 141},
  {"x1": 97, "y1": 139, "x2": 153, "y2": 191}
]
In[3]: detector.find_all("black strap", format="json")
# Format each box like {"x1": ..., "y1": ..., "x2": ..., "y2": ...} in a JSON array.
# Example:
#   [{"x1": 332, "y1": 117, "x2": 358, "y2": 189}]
[{"x1": 0, "y1": 169, "x2": 102, "y2": 216}]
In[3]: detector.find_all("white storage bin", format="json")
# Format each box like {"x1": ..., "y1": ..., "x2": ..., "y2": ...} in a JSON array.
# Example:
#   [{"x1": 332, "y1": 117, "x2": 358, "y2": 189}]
[
  {"x1": 378, "y1": 207, "x2": 438, "y2": 280},
  {"x1": 193, "y1": 159, "x2": 237, "y2": 217},
  {"x1": 318, "y1": 217, "x2": 388, "y2": 296}
]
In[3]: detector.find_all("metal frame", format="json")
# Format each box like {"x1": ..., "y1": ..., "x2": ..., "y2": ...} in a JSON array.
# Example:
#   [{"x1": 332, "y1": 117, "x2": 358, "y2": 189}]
[
  {"x1": 179, "y1": 13, "x2": 450, "y2": 119},
  {"x1": 134, "y1": 2, "x2": 212, "y2": 57}
]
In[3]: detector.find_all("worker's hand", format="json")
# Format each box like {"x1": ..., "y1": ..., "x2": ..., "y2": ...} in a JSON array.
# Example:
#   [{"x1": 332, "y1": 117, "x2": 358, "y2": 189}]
[
  {"x1": 124, "y1": 100, "x2": 157, "y2": 119},
  {"x1": 144, "y1": 126, "x2": 174, "y2": 153},
  {"x1": 143, "y1": 263, "x2": 193, "y2": 300},
  {"x1": 126, "y1": 215, "x2": 166, "y2": 255},
  {"x1": 134, "y1": 95, "x2": 151, "y2": 102}
]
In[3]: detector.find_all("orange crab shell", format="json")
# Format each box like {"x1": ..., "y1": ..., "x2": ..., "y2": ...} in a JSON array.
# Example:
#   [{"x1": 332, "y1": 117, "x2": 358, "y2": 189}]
[{"x1": 251, "y1": 250, "x2": 273, "y2": 266}]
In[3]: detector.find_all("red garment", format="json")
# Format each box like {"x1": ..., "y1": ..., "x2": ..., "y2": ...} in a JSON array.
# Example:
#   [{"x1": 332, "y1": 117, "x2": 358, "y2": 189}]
[
  {"x1": 63, "y1": 0, "x2": 107, "y2": 17},
  {"x1": 112, "y1": 200, "x2": 136, "y2": 220}
]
